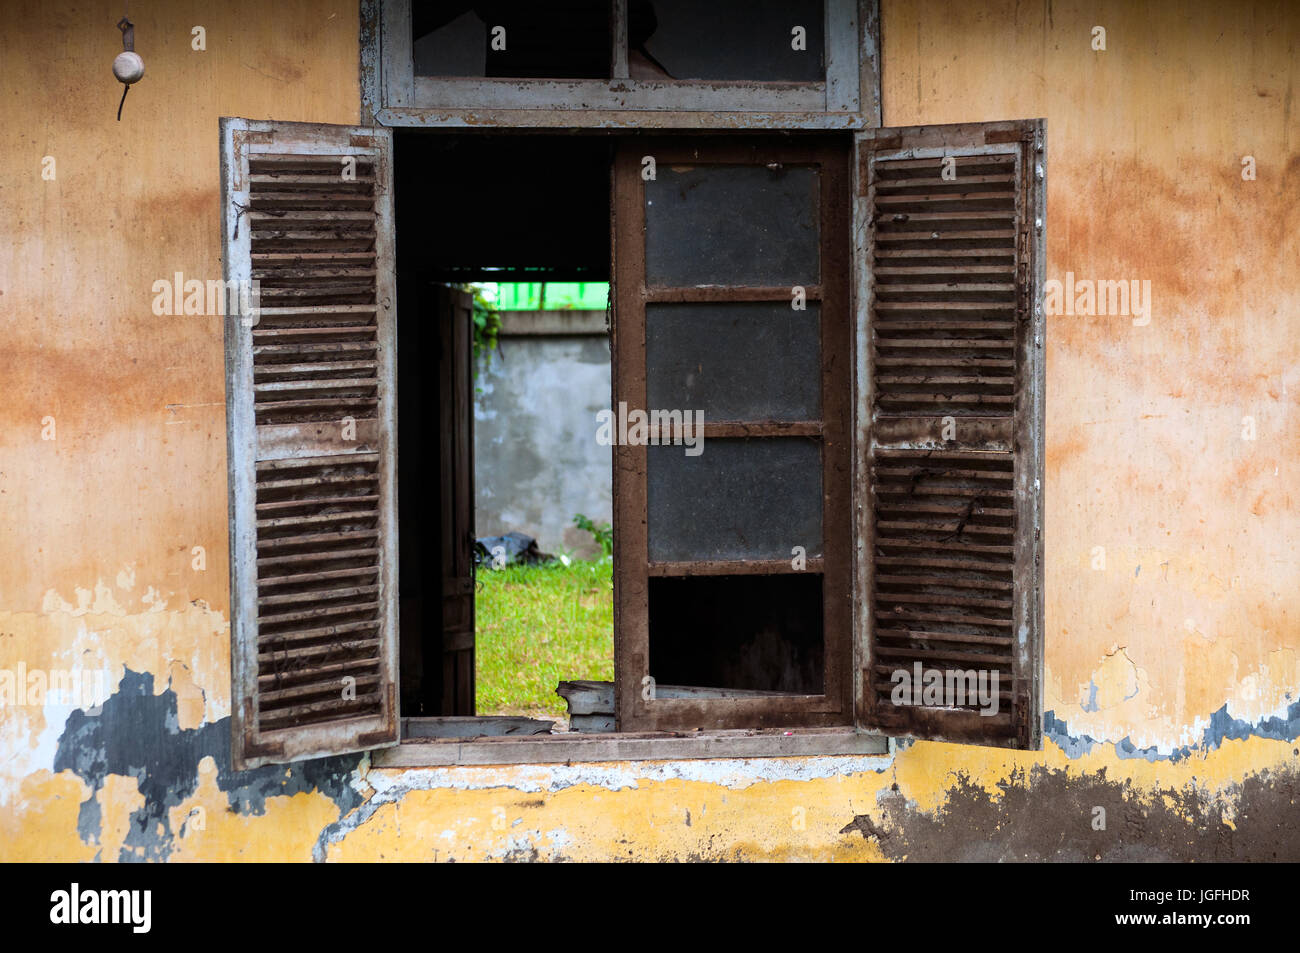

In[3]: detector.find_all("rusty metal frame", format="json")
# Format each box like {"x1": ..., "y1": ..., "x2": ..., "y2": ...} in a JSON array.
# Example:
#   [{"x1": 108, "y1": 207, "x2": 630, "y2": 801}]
[
  {"x1": 851, "y1": 119, "x2": 1046, "y2": 750},
  {"x1": 366, "y1": 0, "x2": 880, "y2": 130},
  {"x1": 612, "y1": 135, "x2": 853, "y2": 732},
  {"x1": 221, "y1": 118, "x2": 401, "y2": 769}
]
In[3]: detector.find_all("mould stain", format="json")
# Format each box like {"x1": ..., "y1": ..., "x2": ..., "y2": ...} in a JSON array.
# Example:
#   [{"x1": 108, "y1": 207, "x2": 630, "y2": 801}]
[{"x1": 843, "y1": 760, "x2": 1300, "y2": 862}]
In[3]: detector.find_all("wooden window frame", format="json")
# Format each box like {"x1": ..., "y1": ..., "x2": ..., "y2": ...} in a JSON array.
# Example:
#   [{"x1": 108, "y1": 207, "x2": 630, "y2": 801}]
[
  {"x1": 363, "y1": 0, "x2": 882, "y2": 130},
  {"x1": 376, "y1": 725, "x2": 889, "y2": 766},
  {"x1": 611, "y1": 136, "x2": 854, "y2": 732}
]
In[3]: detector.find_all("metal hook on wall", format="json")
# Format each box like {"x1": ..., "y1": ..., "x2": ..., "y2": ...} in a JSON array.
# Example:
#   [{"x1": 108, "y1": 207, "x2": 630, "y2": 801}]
[{"x1": 113, "y1": 11, "x2": 144, "y2": 121}]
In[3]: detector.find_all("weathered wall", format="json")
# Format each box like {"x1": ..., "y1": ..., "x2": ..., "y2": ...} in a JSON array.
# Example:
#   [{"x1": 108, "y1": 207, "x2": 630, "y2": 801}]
[
  {"x1": 474, "y1": 313, "x2": 612, "y2": 558},
  {"x1": 0, "y1": 0, "x2": 366, "y2": 861},
  {"x1": 1, "y1": 0, "x2": 1296, "y2": 862}
]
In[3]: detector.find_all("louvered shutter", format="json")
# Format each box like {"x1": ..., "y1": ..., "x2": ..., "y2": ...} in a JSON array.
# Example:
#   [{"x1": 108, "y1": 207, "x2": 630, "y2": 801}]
[
  {"x1": 221, "y1": 119, "x2": 399, "y2": 768},
  {"x1": 856, "y1": 120, "x2": 1045, "y2": 749}
]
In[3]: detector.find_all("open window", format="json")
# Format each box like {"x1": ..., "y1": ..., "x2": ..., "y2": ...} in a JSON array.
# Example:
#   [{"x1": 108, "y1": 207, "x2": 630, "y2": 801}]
[
  {"x1": 221, "y1": 117, "x2": 1044, "y2": 768},
  {"x1": 391, "y1": 132, "x2": 612, "y2": 725}
]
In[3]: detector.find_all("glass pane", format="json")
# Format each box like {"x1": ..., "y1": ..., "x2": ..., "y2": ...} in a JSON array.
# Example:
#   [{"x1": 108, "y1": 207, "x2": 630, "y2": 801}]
[
  {"x1": 633, "y1": 0, "x2": 824, "y2": 82},
  {"x1": 647, "y1": 438, "x2": 822, "y2": 561},
  {"x1": 645, "y1": 165, "x2": 820, "y2": 287},
  {"x1": 646, "y1": 302, "x2": 821, "y2": 420},
  {"x1": 413, "y1": 2, "x2": 610, "y2": 78}
]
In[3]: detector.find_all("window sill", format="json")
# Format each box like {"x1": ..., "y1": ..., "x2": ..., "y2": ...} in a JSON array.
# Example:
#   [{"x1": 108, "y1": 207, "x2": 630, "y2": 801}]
[{"x1": 372, "y1": 725, "x2": 889, "y2": 767}]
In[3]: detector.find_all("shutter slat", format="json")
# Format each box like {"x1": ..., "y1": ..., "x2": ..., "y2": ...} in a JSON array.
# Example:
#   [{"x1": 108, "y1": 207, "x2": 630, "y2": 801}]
[
  {"x1": 257, "y1": 566, "x2": 379, "y2": 589},
  {"x1": 875, "y1": 610, "x2": 1012, "y2": 628},
  {"x1": 254, "y1": 361, "x2": 379, "y2": 378},
  {"x1": 874, "y1": 174, "x2": 1015, "y2": 190},
  {"x1": 253, "y1": 379, "x2": 379, "y2": 395},
  {"x1": 258, "y1": 697, "x2": 386, "y2": 732},
  {"x1": 257, "y1": 494, "x2": 380, "y2": 515},
  {"x1": 258, "y1": 585, "x2": 381, "y2": 608},
  {"x1": 257, "y1": 658, "x2": 382, "y2": 690},
  {"x1": 255, "y1": 624, "x2": 381, "y2": 649},
  {"x1": 877, "y1": 628, "x2": 1014, "y2": 647}
]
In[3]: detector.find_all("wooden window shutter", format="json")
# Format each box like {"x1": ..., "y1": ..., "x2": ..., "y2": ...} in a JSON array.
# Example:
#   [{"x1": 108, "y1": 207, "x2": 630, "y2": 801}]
[
  {"x1": 855, "y1": 120, "x2": 1045, "y2": 749},
  {"x1": 221, "y1": 119, "x2": 399, "y2": 769}
]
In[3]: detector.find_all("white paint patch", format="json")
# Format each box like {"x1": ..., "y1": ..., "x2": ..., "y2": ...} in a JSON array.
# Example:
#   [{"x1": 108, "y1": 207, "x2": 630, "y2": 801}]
[
  {"x1": 0, "y1": 695, "x2": 84, "y2": 808},
  {"x1": 363, "y1": 753, "x2": 894, "y2": 797}
]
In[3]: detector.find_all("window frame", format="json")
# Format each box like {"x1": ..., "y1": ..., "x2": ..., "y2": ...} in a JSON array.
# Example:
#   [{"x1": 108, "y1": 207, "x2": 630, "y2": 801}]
[
  {"x1": 221, "y1": 8, "x2": 1050, "y2": 766},
  {"x1": 364, "y1": 0, "x2": 882, "y2": 130},
  {"x1": 375, "y1": 725, "x2": 890, "y2": 766},
  {"x1": 222, "y1": 120, "x2": 1045, "y2": 766},
  {"x1": 610, "y1": 135, "x2": 855, "y2": 732}
]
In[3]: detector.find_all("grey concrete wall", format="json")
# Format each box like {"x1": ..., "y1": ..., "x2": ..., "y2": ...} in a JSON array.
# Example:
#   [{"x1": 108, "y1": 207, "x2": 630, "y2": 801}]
[{"x1": 473, "y1": 311, "x2": 612, "y2": 558}]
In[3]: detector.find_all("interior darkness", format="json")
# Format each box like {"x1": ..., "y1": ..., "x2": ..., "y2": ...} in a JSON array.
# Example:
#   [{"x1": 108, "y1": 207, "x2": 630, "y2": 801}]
[
  {"x1": 649, "y1": 575, "x2": 824, "y2": 694},
  {"x1": 412, "y1": 1, "x2": 823, "y2": 83},
  {"x1": 395, "y1": 272, "x2": 444, "y2": 717},
  {"x1": 413, "y1": 1, "x2": 611, "y2": 78},
  {"x1": 395, "y1": 132, "x2": 611, "y2": 716},
  {"x1": 638, "y1": 0, "x2": 825, "y2": 82},
  {"x1": 394, "y1": 133, "x2": 610, "y2": 282}
]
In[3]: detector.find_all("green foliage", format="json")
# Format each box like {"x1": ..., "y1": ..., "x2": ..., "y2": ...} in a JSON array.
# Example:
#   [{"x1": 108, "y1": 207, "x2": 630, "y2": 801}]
[
  {"x1": 457, "y1": 284, "x2": 501, "y2": 380},
  {"x1": 476, "y1": 559, "x2": 613, "y2": 717},
  {"x1": 572, "y1": 513, "x2": 613, "y2": 558}
]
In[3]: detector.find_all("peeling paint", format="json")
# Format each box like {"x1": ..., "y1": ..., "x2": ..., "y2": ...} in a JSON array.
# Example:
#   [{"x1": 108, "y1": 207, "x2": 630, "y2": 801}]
[{"x1": 51, "y1": 670, "x2": 363, "y2": 861}]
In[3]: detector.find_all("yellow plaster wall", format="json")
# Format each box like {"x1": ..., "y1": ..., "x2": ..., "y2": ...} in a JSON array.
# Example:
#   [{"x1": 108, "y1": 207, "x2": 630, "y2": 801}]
[{"x1": 878, "y1": 0, "x2": 1298, "y2": 748}]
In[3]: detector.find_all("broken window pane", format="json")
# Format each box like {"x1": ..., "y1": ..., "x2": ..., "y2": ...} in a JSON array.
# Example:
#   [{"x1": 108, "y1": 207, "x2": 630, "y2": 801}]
[
  {"x1": 649, "y1": 574, "x2": 824, "y2": 693},
  {"x1": 413, "y1": 2, "x2": 611, "y2": 78},
  {"x1": 631, "y1": 0, "x2": 824, "y2": 82}
]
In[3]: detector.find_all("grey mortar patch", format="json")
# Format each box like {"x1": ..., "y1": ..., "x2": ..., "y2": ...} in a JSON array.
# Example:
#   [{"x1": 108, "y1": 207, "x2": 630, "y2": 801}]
[{"x1": 53, "y1": 668, "x2": 365, "y2": 862}]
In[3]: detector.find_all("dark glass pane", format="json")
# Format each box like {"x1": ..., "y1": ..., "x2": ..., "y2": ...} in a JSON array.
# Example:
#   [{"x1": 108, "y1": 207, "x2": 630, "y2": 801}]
[
  {"x1": 647, "y1": 438, "x2": 822, "y2": 561},
  {"x1": 413, "y1": 2, "x2": 610, "y2": 78},
  {"x1": 646, "y1": 302, "x2": 821, "y2": 421},
  {"x1": 645, "y1": 165, "x2": 820, "y2": 287},
  {"x1": 649, "y1": 574, "x2": 824, "y2": 693},
  {"x1": 632, "y1": 0, "x2": 824, "y2": 82}
]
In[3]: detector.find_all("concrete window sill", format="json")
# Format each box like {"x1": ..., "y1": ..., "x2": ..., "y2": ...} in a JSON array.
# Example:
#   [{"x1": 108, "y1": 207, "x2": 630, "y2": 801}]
[{"x1": 373, "y1": 725, "x2": 890, "y2": 767}]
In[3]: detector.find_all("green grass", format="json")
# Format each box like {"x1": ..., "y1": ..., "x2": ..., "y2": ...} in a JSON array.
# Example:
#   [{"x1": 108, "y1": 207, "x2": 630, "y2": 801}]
[{"x1": 475, "y1": 558, "x2": 613, "y2": 718}]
